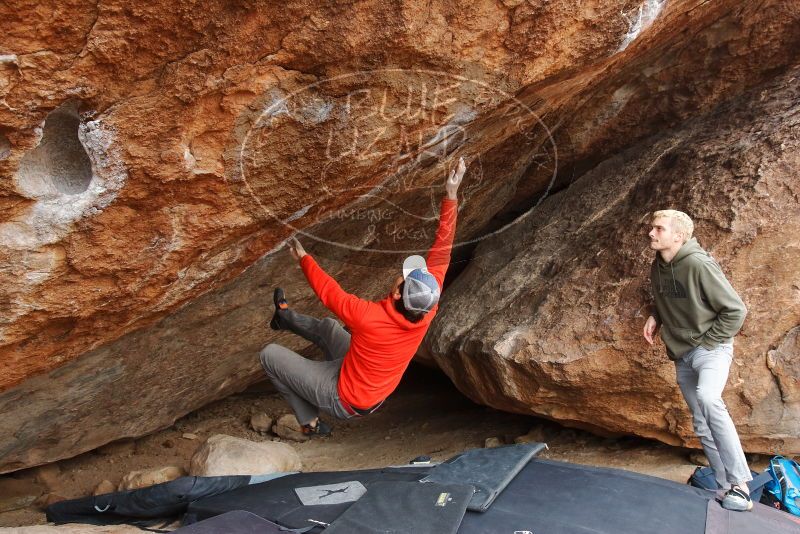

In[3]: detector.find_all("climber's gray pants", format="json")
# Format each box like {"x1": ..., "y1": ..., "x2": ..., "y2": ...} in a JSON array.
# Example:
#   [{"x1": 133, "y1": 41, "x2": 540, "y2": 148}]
[
  {"x1": 259, "y1": 309, "x2": 353, "y2": 425},
  {"x1": 675, "y1": 342, "x2": 752, "y2": 488}
]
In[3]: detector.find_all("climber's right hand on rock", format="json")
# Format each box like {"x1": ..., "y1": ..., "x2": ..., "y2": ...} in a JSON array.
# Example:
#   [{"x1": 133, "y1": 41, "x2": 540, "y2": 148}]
[{"x1": 446, "y1": 156, "x2": 466, "y2": 200}]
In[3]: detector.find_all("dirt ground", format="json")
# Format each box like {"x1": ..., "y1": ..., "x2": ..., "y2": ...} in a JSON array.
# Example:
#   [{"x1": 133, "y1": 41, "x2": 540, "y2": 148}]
[{"x1": 0, "y1": 364, "x2": 772, "y2": 531}]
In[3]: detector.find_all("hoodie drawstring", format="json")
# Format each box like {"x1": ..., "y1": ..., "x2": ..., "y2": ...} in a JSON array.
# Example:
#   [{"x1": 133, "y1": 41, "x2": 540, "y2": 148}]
[{"x1": 671, "y1": 263, "x2": 677, "y2": 295}]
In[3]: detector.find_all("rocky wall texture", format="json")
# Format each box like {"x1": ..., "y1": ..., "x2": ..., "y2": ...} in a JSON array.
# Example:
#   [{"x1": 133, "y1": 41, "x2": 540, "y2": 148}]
[
  {"x1": 0, "y1": 0, "x2": 798, "y2": 472},
  {"x1": 423, "y1": 66, "x2": 800, "y2": 452}
]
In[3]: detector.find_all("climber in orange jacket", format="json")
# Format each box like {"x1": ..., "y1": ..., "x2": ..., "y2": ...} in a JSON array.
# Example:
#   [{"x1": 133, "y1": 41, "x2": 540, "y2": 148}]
[{"x1": 259, "y1": 157, "x2": 466, "y2": 437}]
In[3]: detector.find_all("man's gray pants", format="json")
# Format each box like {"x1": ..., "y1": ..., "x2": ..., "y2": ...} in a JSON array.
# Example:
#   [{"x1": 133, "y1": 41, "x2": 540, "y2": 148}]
[
  {"x1": 675, "y1": 342, "x2": 752, "y2": 489},
  {"x1": 260, "y1": 309, "x2": 354, "y2": 425}
]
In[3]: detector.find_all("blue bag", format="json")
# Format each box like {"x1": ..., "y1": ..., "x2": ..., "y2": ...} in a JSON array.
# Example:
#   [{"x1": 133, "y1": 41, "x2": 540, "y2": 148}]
[{"x1": 764, "y1": 456, "x2": 800, "y2": 516}]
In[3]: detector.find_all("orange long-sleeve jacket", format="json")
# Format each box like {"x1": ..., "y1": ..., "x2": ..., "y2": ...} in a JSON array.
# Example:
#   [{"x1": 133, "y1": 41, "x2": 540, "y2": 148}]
[{"x1": 300, "y1": 197, "x2": 457, "y2": 409}]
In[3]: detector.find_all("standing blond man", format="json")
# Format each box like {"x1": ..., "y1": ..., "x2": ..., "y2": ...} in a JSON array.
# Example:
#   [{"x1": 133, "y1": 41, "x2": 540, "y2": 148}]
[{"x1": 644, "y1": 210, "x2": 752, "y2": 511}]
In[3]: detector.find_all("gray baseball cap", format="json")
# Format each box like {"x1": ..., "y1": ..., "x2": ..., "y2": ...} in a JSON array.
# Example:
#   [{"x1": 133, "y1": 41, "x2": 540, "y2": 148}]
[{"x1": 401, "y1": 255, "x2": 441, "y2": 313}]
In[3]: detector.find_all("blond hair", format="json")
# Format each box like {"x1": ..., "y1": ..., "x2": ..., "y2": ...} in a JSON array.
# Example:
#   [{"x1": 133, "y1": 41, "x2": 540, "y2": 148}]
[{"x1": 652, "y1": 210, "x2": 694, "y2": 243}]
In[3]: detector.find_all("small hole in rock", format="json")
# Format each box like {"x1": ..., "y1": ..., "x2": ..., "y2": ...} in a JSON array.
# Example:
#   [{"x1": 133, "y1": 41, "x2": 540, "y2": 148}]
[{"x1": 17, "y1": 103, "x2": 93, "y2": 195}]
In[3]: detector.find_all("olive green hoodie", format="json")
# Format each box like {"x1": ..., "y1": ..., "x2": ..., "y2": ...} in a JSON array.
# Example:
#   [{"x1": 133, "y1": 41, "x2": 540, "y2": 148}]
[{"x1": 650, "y1": 237, "x2": 747, "y2": 360}]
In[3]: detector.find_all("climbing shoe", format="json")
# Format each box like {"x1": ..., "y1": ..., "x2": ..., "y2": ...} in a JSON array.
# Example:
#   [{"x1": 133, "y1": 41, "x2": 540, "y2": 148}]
[
  {"x1": 270, "y1": 287, "x2": 288, "y2": 330},
  {"x1": 721, "y1": 485, "x2": 753, "y2": 512},
  {"x1": 301, "y1": 419, "x2": 332, "y2": 438}
]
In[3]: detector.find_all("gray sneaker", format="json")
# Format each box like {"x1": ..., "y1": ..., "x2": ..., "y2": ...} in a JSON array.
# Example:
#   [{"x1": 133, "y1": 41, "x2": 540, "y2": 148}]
[{"x1": 721, "y1": 486, "x2": 753, "y2": 512}]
